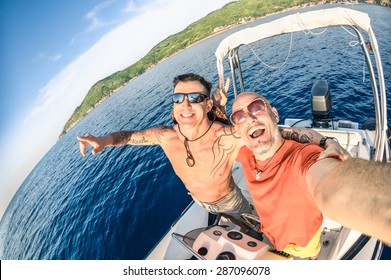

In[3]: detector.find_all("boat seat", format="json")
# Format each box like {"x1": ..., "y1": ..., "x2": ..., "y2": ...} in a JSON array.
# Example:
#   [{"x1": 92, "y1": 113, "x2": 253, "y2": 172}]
[{"x1": 315, "y1": 129, "x2": 373, "y2": 159}]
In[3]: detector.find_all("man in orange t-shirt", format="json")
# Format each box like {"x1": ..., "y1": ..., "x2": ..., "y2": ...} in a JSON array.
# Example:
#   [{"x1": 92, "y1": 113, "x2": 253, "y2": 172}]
[
  {"x1": 237, "y1": 142, "x2": 325, "y2": 257},
  {"x1": 231, "y1": 92, "x2": 391, "y2": 259}
]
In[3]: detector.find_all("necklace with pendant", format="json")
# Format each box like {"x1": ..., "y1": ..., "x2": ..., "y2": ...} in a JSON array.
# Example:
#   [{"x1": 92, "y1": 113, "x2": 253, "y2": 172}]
[
  {"x1": 178, "y1": 120, "x2": 214, "y2": 167},
  {"x1": 254, "y1": 140, "x2": 285, "y2": 181},
  {"x1": 254, "y1": 156, "x2": 273, "y2": 181}
]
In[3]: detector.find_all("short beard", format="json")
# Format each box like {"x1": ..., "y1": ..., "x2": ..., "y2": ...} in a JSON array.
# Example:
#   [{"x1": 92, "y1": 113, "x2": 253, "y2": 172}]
[{"x1": 252, "y1": 125, "x2": 280, "y2": 158}]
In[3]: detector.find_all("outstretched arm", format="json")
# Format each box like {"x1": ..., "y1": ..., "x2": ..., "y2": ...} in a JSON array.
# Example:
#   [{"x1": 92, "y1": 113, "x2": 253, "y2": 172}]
[
  {"x1": 307, "y1": 157, "x2": 391, "y2": 244},
  {"x1": 280, "y1": 127, "x2": 350, "y2": 160},
  {"x1": 76, "y1": 126, "x2": 171, "y2": 156}
]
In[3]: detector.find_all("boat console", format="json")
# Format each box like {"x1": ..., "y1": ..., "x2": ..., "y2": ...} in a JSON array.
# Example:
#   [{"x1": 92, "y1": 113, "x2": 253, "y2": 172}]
[
  {"x1": 191, "y1": 225, "x2": 291, "y2": 260},
  {"x1": 171, "y1": 213, "x2": 292, "y2": 260}
]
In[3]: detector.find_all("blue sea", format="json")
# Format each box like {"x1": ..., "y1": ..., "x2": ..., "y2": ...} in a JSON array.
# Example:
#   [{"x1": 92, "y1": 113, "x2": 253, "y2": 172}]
[{"x1": 1, "y1": 4, "x2": 390, "y2": 260}]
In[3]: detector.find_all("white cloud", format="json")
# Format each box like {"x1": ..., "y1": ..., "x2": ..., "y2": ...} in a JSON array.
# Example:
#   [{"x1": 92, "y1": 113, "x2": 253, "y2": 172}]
[
  {"x1": 122, "y1": 0, "x2": 138, "y2": 13},
  {"x1": 24, "y1": 61, "x2": 87, "y2": 124},
  {"x1": 85, "y1": 0, "x2": 118, "y2": 32},
  {"x1": 31, "y1": 52, "x2": 63, "y2": 64},
  {"x1": 122, "y1": 0, "x2": 155, "y2": 14}
]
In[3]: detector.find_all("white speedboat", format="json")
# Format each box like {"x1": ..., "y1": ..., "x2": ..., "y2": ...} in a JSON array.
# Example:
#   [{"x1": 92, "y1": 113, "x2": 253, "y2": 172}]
[{"x1": 146, "y1": 7, "x2": 390, "y2": 260}]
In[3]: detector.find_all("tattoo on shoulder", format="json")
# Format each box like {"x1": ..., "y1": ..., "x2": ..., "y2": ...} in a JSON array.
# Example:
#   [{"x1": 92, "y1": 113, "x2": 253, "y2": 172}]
[
  {"x1": 225, "y1": 125, "x2": 241, "y2": 139},
  {"x1": 153, "y1": 126, "x2": 171, "y2": 144},
  {"x1": 210, "y1": 126, "x2": 237, "y2": 176}
]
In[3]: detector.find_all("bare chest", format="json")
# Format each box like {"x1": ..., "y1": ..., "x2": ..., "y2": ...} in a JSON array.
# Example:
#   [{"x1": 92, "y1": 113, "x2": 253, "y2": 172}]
[{"x1": 163, "y1": 139, "x2": 230, "y2": 184}]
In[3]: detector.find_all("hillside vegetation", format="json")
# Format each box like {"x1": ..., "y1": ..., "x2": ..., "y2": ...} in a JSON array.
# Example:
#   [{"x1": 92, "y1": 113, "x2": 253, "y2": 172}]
[{"x1": 61, "y1": 0, "x2": 385, "y2": 137}]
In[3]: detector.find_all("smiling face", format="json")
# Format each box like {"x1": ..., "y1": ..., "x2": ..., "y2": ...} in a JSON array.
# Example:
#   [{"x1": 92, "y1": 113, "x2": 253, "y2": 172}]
[
  {"x1": 231, "y1": 92, "x2": 282, "y2": 159},
  {"x1": 172, "y1": 80, "x2": 213, "y2": 128}
]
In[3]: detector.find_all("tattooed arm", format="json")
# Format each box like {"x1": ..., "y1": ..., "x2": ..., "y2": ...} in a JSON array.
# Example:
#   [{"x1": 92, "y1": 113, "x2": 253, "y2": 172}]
[
  {"x1": 76, "y1": 126, "x2": 171, "y2": 156},
  {"x1": 279, "y1": 127, "x2": 321, "y2": 143},
  {"x1": 280, "y1": 127, "x2": 351, "y2": 160}
]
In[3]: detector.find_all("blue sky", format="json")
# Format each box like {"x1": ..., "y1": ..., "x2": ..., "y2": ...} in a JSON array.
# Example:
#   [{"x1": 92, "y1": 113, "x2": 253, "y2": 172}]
[{"x1": 0, "y1": 0, "x2": 232, "y2": 218}]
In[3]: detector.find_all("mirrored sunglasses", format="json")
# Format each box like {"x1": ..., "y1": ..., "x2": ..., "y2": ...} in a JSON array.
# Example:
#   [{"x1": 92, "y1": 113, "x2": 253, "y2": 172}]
[{"x1": 172, "y1": 92, "x2": 208, "y2": 104}]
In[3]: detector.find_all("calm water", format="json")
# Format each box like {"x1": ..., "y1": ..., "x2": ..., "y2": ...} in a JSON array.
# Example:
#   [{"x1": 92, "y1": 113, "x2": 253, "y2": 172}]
[{"x1": 1, "y1": 4, "x2": 390, "y2": 260}]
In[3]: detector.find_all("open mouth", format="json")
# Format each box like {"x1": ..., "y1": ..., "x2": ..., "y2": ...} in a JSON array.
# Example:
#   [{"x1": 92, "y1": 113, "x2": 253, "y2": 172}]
[{"x1": 248, "y1": 126, "x2": 265, "y2": 139}]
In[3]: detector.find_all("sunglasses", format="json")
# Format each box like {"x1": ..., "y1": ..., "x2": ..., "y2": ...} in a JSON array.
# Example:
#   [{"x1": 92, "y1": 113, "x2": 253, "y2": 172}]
[
  {"x1": 172, "y1": 92, "x2": 209, "y2": 104},
  {"x1": 230, "y1": 98, "x2": 268, "y2": 125}
]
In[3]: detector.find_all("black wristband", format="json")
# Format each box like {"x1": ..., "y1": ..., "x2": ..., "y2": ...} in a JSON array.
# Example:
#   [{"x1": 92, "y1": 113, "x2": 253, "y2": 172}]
[{"x1": 319, "y1": 136, "x2": 338, "y2": 148}]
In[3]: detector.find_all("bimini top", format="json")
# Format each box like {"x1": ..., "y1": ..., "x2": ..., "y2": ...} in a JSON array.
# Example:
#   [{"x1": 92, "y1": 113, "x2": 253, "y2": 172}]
[{"x1": 215, "y1": 7, "x2": 372, "y2": 79}]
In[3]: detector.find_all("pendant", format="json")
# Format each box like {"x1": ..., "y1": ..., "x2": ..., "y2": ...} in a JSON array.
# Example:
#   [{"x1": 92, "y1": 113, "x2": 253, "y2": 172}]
[
  {"x1": 186, "y1": 156, "x2": 195, "y2": 167},
  {"x1": 255, "y1": 169, "x2": 262, "y2": 181}
]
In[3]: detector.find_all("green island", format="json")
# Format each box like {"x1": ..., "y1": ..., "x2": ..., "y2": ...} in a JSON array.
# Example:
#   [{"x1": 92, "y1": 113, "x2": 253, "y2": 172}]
[{"x1": 60, "y1": 0, "x2": 389, "y2": 137}]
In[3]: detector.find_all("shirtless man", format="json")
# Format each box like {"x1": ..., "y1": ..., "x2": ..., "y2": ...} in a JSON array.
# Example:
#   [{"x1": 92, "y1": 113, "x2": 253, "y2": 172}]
[{"x1": 77, "y1": 73, "x2": 347, "y2": 216}]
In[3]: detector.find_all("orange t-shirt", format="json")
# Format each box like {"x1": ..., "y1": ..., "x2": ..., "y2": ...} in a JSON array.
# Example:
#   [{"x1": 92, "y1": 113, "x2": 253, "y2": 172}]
[{"x1": 236, "y1": 140, "x2": 323, "y2": 250}]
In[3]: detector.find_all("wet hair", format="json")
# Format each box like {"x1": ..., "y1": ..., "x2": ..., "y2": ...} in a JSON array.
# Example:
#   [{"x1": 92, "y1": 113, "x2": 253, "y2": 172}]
[{"x1": 173, "y1": 73, "x2": 212, "y2": 96}]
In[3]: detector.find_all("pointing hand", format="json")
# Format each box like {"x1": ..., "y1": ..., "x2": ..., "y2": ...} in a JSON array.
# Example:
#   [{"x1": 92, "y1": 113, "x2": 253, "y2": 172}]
[{"x1": 76, "y1": 133, "x2": 105, "y2": 156}]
